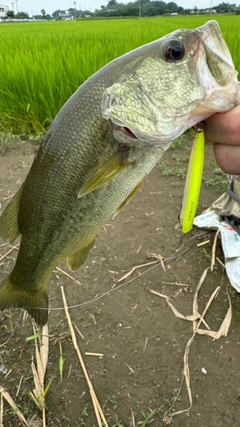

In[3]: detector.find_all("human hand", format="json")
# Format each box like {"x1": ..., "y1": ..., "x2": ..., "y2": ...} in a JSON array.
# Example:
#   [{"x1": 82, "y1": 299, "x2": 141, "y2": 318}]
[{"x1": 204, "y1": 105, "x2": 240, "y2": 175}]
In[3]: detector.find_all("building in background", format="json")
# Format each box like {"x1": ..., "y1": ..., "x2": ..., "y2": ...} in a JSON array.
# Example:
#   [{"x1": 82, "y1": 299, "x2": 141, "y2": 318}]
[{"x1": 0, "y1": 5, "x2": 9, "y2": 18}]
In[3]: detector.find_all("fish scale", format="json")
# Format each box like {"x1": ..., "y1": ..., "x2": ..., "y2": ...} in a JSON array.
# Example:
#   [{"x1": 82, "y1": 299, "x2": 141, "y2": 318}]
[{"x1": 0, "y1": 20, "x2": 239, "y2": 325}]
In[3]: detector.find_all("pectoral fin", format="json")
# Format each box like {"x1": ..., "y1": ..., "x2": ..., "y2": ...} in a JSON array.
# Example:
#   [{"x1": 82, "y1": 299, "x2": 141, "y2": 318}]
[
  {"x1": 78, "y1": 155, "x2": 132, "y2": 198},
  {"x1": 67, "y1": 238, "x2": 96, "y2": 271},
  {"x1": 114, "y1": 180, "x2": 143, "y2": 216},
  {"x1": 0, "y1": 185, "x2": 23, "y2": 242}
]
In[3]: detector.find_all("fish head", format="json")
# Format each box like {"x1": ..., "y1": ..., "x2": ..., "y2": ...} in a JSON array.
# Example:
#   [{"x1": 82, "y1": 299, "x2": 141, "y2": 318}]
[{"x1": 102, "y1": 20, "x2": 239, "y2": 147}]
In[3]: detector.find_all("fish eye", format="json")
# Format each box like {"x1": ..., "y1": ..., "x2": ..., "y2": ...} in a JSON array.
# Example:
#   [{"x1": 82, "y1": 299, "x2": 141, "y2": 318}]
[{"x1": 163, "y1": 40, "x2": 185, "y2": 62}]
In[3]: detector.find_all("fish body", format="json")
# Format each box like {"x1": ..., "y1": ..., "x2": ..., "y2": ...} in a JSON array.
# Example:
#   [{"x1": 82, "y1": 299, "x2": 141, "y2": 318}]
[{"x1": 0, "y1": 20, "x2": 239, "y2": 325}]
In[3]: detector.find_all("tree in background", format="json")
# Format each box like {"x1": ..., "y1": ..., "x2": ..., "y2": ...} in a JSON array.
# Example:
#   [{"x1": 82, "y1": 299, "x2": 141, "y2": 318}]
[
  {"x1": 6, "y1": 10, "x2": 14, "y2": 17},
  {"x1": 16, "y1": 11, "x2": 30, "y2": 18},
  {"x1": 4, "y1": 0, "x2": 240, "y2": 21}
]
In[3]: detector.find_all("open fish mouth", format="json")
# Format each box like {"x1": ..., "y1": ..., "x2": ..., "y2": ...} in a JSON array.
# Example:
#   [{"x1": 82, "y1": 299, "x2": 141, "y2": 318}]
[
  {"x1": 112, "y1": 123, "x2": 144, "y2": 145},
  {"x1": 110, "y1": 122, "x2": 166, "y2": 146},
  {"x1": 110, "y1": 122, "x2": 139, "y2": 139},
  {"x1": 122, "y1": 126, "x2": 138, "y2": 139},
  {"x1": 102, "y1": 20, "x2": 240, "y2": 147}
]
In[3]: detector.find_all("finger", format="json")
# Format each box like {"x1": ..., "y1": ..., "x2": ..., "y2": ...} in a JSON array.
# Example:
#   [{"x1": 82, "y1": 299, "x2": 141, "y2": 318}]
[
  {"x1": 214, "y1": 143, "x2": 240, "y2": 175},
  {"x1": 205, "y1": 105, "x2": 240, "y2": 145}
]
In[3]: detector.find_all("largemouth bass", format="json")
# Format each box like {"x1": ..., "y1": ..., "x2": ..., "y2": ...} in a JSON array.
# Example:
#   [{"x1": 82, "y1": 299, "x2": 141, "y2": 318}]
[{"x1": 0, "y1": 20, "x2": 239, "y2": 325}]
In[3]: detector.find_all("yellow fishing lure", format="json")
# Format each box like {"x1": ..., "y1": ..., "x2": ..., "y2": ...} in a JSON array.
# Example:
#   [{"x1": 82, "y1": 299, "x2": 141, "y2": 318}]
[{"x1": 180, "y1": 131, "x2": 205, "y2": 234}]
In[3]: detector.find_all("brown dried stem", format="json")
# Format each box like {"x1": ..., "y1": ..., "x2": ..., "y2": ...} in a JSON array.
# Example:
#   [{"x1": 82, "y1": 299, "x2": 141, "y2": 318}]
[{"x1": 61, "y1": 286, "x2": 108, "y2": 427}]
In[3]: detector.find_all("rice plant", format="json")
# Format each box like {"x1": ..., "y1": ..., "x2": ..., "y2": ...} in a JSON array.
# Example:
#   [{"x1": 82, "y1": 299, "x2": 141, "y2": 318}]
[{"x1": 0, "y1": 16, "x2": 239, "y2": 134}]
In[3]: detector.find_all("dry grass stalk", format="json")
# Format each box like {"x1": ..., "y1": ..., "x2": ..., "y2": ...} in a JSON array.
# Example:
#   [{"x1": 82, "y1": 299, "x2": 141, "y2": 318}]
[
  {"x1": 54, "y1": 266, "x2": 82, "y2": 286},
  {"x1": 152, "y1": 284, "x2": 209, "y2": 328},
  {"x1": 29, "y1": 323, "x2": 49, "y2": 427},
  {"x1": 211, "y1": 229, "x2": 220, "y2": 271},
  {"x1": 3, "y1": 194, "x2": 15, "y2": 201},
  {"x1": 197, "y1": 290, "x2": 232, "y2": 339},
  {"x1": 27, "y1": 414, "x2": 43, "y2": 427},
  {"x1": 216, "y1": 257, "x2": 226, "y2": 268},
  {"x1": 174, "y1": 284, "x2": 221, "y2": 418},
  {"x1": 162, "y1": 266, "x2": 232, "y2": 423},
  {"x1": 192, "y1": 267, "x2": 209, "y2": 319},
  {"x1": 149, "y1": 290, "x2": 171, "y2": 300},
  {"x1": 4, "y1": 369, "x2": 12, "y2": 379},
  {"x1": 136, "y1": 244, "x2": 142, "y2": 254},
  {"x1": 88, "y1": 312, "x2": 96, "y2": 324},
  {"x1": 192, "y1": 267, "x2": 211, "y2": 331},
  {"x1": 85, "y1": 352, "x2": 104, "y2": 357},
  {"x1": 16, "y1": 375, "x2": 24, "y2": 397},
  {"x1": 166, "y1": 300, "x2": 201, "y2": 322},
  {"x1": 61, "y1": 286, "x2": 109, "y2": 427},
  {"x1": 73, "y1": 322, "x2": 85, "y2": 340},
  {"x1": 147, "y1": 251, "x2": 166, "y2": 271},
  {"x1": 197, "y1": 239, "x2": 210, "y2": 247},
  {"x1": 143, "y1": 337, "x2": 148, "y2": 354},
  {"x1": 124, "y1": 362, "x2": 135, "y2": 374},
  {"x1": 0, "y1": 242, "x2": 9, "y2": 248},
  {"x1": 0, "y1": 244, "x2": 19, "y2": 262},
  {"x1": 0, "y1": 392, "x2": 3, "y2": 427},
  {"x1": 162, "y1": 281, "x2": 189, "y2": 287},
  {"x1": 131, "y1": 408, "x2": 136, "y2": 427},
  {"x1": 0, "y1": 385, "x2": 29, "y2": 426},
  {"x1": 22, "y1": 311, "x2": 29, "y2": 325},
  {"x1": 117, "y1": 261, "x2": 158, "y2": 283}
]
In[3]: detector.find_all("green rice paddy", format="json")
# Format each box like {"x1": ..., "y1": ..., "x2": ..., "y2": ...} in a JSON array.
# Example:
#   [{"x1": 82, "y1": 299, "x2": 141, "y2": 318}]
[{"x1": 0, "y1": 16, "x2": 240, "y2": 134}]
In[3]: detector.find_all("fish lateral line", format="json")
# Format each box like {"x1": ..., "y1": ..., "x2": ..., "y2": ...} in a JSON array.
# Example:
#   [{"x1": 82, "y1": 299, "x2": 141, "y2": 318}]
[{"x1": 0, "y1": 20, "x2": 239, "y2": 326}]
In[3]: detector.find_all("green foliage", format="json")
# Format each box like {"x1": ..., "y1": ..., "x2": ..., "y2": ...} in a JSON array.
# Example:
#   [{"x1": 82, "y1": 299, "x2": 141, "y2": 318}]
[
  {"x1": 202, "y1": 247, "x2": 212, "y2": 261},
  {"x1": 16, "y1": 11, "x2": 29, "y2": 19},
  {"x1": 4, "y1": 309, "x2": 14, "y2": 332},
  {"x1": 111, "y1": 415, "x2": 125, "y2": 427},
  {"x1": 137, "y1": 409, "x2": 157, "y2": 426},
  {"x1": 103, "y1": 395, "x2": 118, "y2": 410},
  {"x1": 0, "y1": 16, "x2": 239, "y2": 134},
  {"x1": 203, "y1": 165, "x2": 227, "y2": 192},
  {"x1": 169, "y1": 133, "x2": 192, "y2": 150},
  {"x1": 6, "y1": 10, "x2": 14, "y2": 17},
  {"x1": 27, "y1": 376, "x2": 54, "y2": 410},
  {"x1": 25, "y1": 332, "x2": 41, "y2": 341},
  {"x1": 81, "y1": 404, "x2": 90, "y2": 416},
  {"x1": 59, "y1": 343, "x2": 65, "y2": 383},
  {"x1": 160, "y1": 160, "x2": 187, "y2": 179}
]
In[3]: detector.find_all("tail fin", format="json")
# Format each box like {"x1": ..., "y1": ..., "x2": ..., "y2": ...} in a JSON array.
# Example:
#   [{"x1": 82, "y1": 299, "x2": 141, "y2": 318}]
[{"x1": 0, "y1": 276, "x2": 48, "y2": 326}]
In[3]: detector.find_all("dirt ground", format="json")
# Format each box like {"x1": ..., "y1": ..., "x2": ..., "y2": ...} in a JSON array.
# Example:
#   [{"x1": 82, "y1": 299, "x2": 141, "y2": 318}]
[{"x1": 0, "y1": 136, "x2": 240, "y2": 427}]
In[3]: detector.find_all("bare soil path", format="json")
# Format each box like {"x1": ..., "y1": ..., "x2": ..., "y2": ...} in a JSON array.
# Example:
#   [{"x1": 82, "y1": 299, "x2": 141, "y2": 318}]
[{"x1": 0, "y1": 137, "x2": 240, "y2": 427}]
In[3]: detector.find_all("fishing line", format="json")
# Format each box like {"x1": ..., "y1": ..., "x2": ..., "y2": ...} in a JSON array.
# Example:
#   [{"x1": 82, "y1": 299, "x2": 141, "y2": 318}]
[
  {"x1": 2, "y1": 261, "x2": 164, "y2": 345},
  {"x1": 1, "y1": 238, "x2": 195, "y2": 347},
  {"x1": 30, "y1": 243, "x2": 194, "y2": 313}
]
